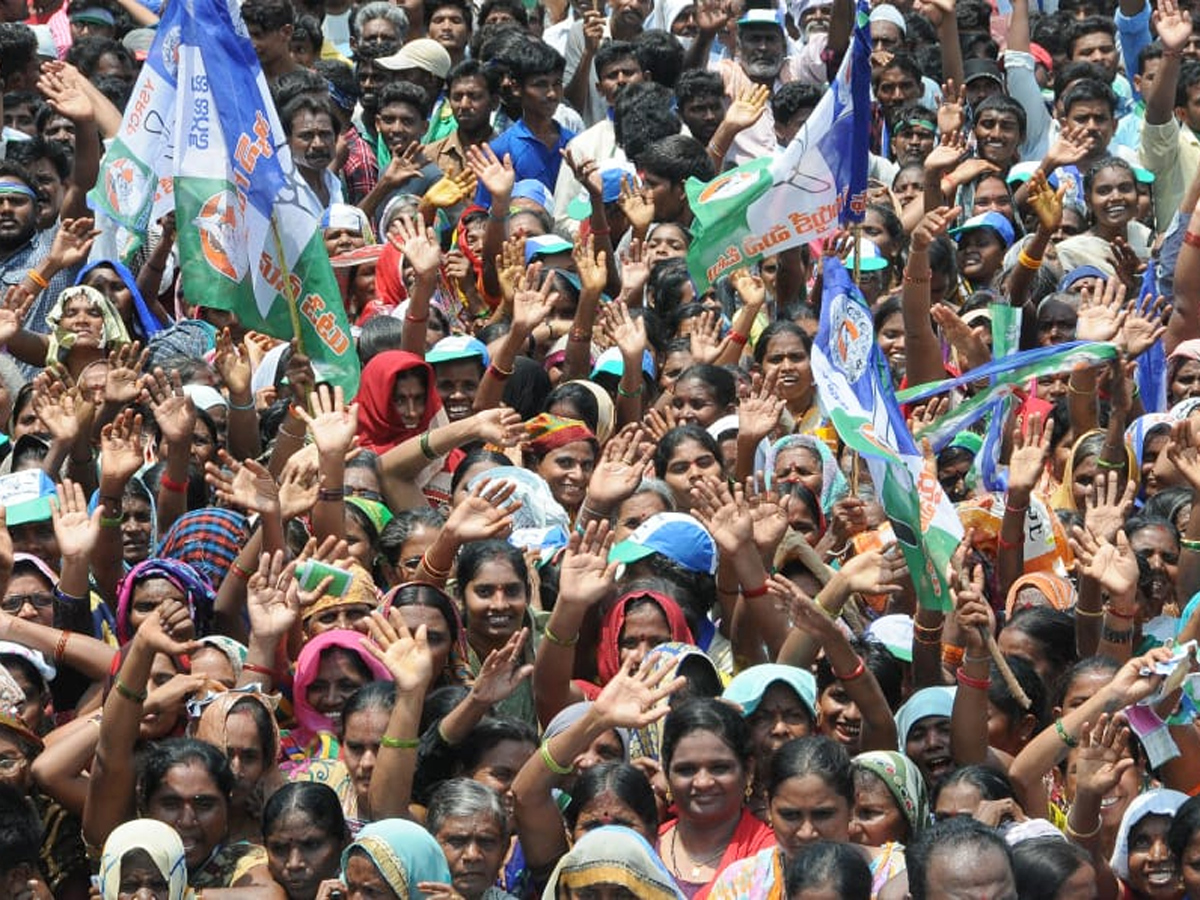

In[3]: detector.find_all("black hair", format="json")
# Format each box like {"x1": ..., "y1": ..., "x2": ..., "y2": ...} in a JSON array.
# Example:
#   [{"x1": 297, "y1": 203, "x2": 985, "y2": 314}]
[
  {"x1": 292, "y1": 14, "x2": 324, "y2": 52},
  {"x1": 595, "y1": 39, "x2": 639, "y2": 76},
  {"x1": 543, "y1": 382, "x2": 601, "y2": 433},
  {"x1": 635, "y1": 134, "x2": 715, "y2": 184},
  {"x1": 504, "y1": 357, "x2": 553, "y2": 421},
  {"x1": 784, "y1": 842, "x2": 872, "y2": 900},
  {"x1": 263, "y1": 781, "x2": 349, "y2": 845},
  {"x1": 0, "y1": 783, "x2": 41, "y2": 877},
  {"x1": 661, "y1": 698, "x2": 753, "y2": 772},
  {"x1": 424, "y1": 0, "x2": 472, "y2": 31},
  {"x1": 241, "y1": 0, "x2": 295, "y2": 30},
  {"x1": 446, "y1": 57, "x2": 501, "y2": 96},
  {"x1": 1083, "y1": 155, "x2": 1135, "y2": 198},
  {"x1": 1002, "y1": 607, "x2": 1076, "y2": 680},
  {"x1": 564, "y1": 762, "x2": 659, "y2": 834},
  {"x1": 771, "y1": 81, "x2": 823, "y2": 123},
  {"x1": 279, "y1": 93, "x2": 336, "y2": 135},
  {"x1": 873, "y1": 295, "x2": 903, "y2": 332},
  {"x1": 0, "y1": 24, "x2": 37, "y2": 84},
  {"x1": 974, "y1": 93, "x2": 1028, "y2": 139},
  {"x1": 478, "y1": 0, "x2": 527, "y2": 27},
  {"x1": 931, "y1": 764, "x2": 1015, "y2": 811},
  {"x1": 456, "y1": 717, "x2": 539, "y2": 775},
  {"x1": 907, "y1": 816, "x2": 1013, "y2": 900},
  {"x1": 648, "y1": 257, "x2": 695, "y2": 323},
  {"x1": 0, "y1": 160, "x2": 37, "y2": 194},
  {"x1": 229, "y1": 695, "x2": 280, "y2": 761},
  {"x1": 378, "y1": 80, "x2": 432, "y2": 119},
  {"x1": 314, "y1": 59, "x2": 359, "y2": 112},
  {"x1": 449, "y1": 447, "x2": 512, "y2": 497},
  {"x1": 1012, "y1": 837, "x2": 1092, "y2": 900},
  {"x1": 65, "y1": 36, "x2": 132, "y2": 79},
  {"x1": 753, "y1": 320, "x2": 812, "y2": 365},
  {"x1": 1169, "y1": 794, "x2": 1200, "y2": 859},
  {"x1": 2, "y1": 90, "x2": 42, "y2": 123},
  {"x1": 387, "y1": 582, "x2": 460, "y2": 644},
  {"x1": 675, "y1": 69, "x2": 724, "y2": 107},
  {"x1": 653, "y1": 424, "x2": 721, "y2": 479},
  {"x1": 137, "y1": 737, "x2": 234, "y2": 811},
  {"x1": 4, "y1": 135, "x2": 71, "y2": 180},
  {"x1": 768, "y1": 736, "x2": 854, "y2": 803},
  {"x1": 273, "y1": 67, "x2": 330, "y2": 110},
  {"x1": 613, "y1": 82, "x2": 681, "y2": 159},
  {"x1": 510, "y1": 38, "x2": 565, "y2": 83},
  {"x1": 820, "y1": 637, "x2": 904, "y2": 710},
  {"x1": 1124, "y1": 513, "x2": 1180, "y2": 544},
  {"x1": 357, "y1": 314, "x2": 407, "y2": 365},
  {"x1": 455, "y1": 540, "x2": 529, "y2": 598},
  {"x1": 1060, "y1": 77, "x2": 1117, "y2": 117},
  {"x1": 1068, "y1": 15, "x2": 1116, "y2": 54},
  {"x1": 378, "y1": 508, "x2": 444, "y2": 566},
  {"x1": 873, "y1": 50, "x2": 922, "y2": 85},
  {"x1": 1144, "y1": 486, "x2": 1194, "y2": 531},
  {"x1": 674, "y1": 364, "x2": 737, "y2": 409},
  {"x1": 1138, "y1": 40, "x2": 1165, "y2": 76},
  {"x1": 633, "y1": 29, "x2": 684, "y2": 88},
  {"x1": 988, "y1": 655, "x2": 1048, "y2": 733}
]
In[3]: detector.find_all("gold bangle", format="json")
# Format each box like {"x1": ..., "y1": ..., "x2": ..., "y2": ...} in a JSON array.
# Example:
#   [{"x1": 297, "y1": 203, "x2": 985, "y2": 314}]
[
  {"x1": 1073, "y1": 606, "x2": 1105, "y2": 618},
  {"x1": 420, "y1": 550, "x2": 452, "y2": 579},
  {"x1": 1065, "y1": 815, "x2": 1102, "y2": 841},
  {"x1": 543, "y1": 624, "x2": 578, "y2": 647},
  {"x1": 1017, "y1": 249, "x2": 1043, "y2": 271}
]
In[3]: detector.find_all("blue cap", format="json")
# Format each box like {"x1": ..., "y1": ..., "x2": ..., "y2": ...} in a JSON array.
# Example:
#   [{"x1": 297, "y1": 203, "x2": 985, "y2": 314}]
[
  {"x1": 723, "y1": 664, "x2": 817, "y2": 718},
  {"x1": 591, "y1": 346, "x2": 656, "y2": 380},
  {"x1": 949, "y1": 211, "x2": 1015, "y2": 246},
  {"x1": 524, "y1": 234, "x2": 574, "y2": 265},
  {"x1": 566, "y1": 162, "x2": 639, "y2": 220},
  {"x1": 1058, "y1": 265, "x2": 1108, "y2": 292},
  {"x1": 608, "y1": 512, "x2": 718, "y2": 574},
  {"x1": 737, "y1": 8, "x2": 785, "y2": 29},
  {"x1": 426, "y1": 335, "x2": 489, "y2": 366},
  {"x1": 846, "y1": 239, "x2": 889, "y2": 273},
  {"x1": 512, "y1": 179, "x2": 553, "y2": 211}
]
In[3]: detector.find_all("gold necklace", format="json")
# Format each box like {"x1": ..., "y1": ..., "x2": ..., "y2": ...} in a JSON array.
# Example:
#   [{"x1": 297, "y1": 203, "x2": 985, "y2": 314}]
[{"x1": 670, "y1": 827, "x2": 727, "y2": 879}]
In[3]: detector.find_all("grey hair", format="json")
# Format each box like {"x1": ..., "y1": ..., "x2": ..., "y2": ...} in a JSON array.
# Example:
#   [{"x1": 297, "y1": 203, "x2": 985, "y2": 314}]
[
  {"x1": 426, "y1": 779, "x2": 509, "y2": 838},
  {"x1": 609, "y1": 479, "x2": 677, "y2": 524},
  {"x1": 352, "y1": 2, "x2": 409, "y2": 41}
]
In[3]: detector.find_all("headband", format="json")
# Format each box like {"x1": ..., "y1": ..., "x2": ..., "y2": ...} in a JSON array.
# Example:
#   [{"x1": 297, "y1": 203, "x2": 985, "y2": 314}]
[{"x1": 0, "y1": 183, "x2": 37, "y2": 200}]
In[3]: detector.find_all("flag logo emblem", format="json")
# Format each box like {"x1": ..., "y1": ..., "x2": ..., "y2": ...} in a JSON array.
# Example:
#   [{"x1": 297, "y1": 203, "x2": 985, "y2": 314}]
[
  {"x1": 697, "y1": 169, "x2": 762, "y2": 204},
  {"x1": 104, "y1": 157, "x2": 147, "y2": 213},
  {"x1": 831, "y1": 292, "x2": 873, "y2": 381},
  {"x1": 194, "y1": 190, "x2": 246, "y2": 282}
]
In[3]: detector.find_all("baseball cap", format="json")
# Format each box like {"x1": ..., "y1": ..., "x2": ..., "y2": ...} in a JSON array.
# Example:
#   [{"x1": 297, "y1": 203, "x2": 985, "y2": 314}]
[
  {"x1": 865, "y1": 614, "x2": 914, "y2": 663},
  {"x1": 591, "y1": 345, "x2": 657, "y2": 380},
  {"x1": 1058, "y1": 264, "x2": 1108, "y2": 292},
  {"x1": 524, "y1": 234, "x2": 574, "y2": 264},
  {"x1": 377, "y1": 38, "x2": 452, "y2": 79},
  {"x1": 426, "y1": 334, "x2": 489, "y2": 366},
  {"x1": 122, "y1": 27, "x2": 156, "y2": 61},
  {"x1": 609, "y1": 512, "x2": 719, "y2": 575},
  {"x1": 512, "y1": 179, "x2": 553, "y2": 212},
  {"x1": 737, "y1": 7, "x2": 785, "y2": 28},
  {"x1": 69, "y1": 6, "x2": 115, "y2": 24},
  {"x1": 1005, "y1": 160, "x2": 1057, "y2": 187},
  {"x1": 845, "y1": 239, "x2": 889, "y2": 273},
  {"x1": 949, "y1": 211, "x2": 1016, "y2": 246},
  {"x1": 963, "y1": 57, "x2": 1004, "y2": 86}
]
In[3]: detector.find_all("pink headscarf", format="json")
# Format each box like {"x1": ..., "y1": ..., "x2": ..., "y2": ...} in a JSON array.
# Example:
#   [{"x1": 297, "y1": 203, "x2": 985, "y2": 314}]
[{"x1": 290, "y1": 629, "x2": 391, "y2": 744}]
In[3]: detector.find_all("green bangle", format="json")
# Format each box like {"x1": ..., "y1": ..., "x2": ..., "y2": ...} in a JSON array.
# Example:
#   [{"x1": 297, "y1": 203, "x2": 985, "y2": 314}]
[
  {"x1": 420, "y1": 431, "x2": 438, "y2": 460},
  {"x1": 99, "y1": 515, "x2": 123, "y2": 529},
  {"x1": 1095, "y1": 458, "x2": 1124, "y2": 470},
  {"x1": 1054, "y1": 718, "x2": 1078, "y2": 749},
  {"x1": 1182, "y1": 538, "x2": 1200, "y2": 553},
  {"x1": 539, "y1": 742, "x2": 574, "y2": 775},
  {"x1": 113, "y1": 676, "x2": 147, "y2": 703},
  {"x1": 617, "y1": 382, "x2": 644, "y2": 398},
  {"x1": 379, "y1": 734, "x2": 419, "y2": 749}
]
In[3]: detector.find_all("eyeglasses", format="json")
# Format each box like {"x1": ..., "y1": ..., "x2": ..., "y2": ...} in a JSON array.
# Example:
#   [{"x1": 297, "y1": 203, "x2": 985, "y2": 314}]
[{"x1": 0, "y1": 593, "x2": 54, "y2": 614}]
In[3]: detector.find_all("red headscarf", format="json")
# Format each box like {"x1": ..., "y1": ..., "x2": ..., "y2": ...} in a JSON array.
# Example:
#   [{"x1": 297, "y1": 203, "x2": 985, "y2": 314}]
[
  {"x1": 355, "y1": 350, "x2": 442, "y2": 453},
  {"x1": 596, "y1": 590, "x2": 694, "y2": 684},
  {"x1": 374, "y1": 240, "x2": 408, "y2": 308}
]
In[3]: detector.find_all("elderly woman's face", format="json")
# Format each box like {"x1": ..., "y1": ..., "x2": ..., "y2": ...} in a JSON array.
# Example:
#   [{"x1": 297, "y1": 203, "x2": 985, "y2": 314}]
[
  {"x1": 117, "y1": 848, "x2": 171, "y2": 900},
  {"x1": 324, "y1": 226, "x2": 365, "y2": 258}
]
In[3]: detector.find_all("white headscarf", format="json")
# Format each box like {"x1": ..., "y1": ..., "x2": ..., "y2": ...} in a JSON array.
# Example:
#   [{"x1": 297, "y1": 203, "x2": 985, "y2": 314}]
[
  {"x1": 99, "y1": 820, "x2": 189, "y2": 900},
  {"x1": 1109, "y1": 789, "x2": 1187, "y2": 880}
]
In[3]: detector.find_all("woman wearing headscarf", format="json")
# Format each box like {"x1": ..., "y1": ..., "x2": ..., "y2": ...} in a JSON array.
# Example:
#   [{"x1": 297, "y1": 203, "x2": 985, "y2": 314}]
[
  {"x1": 543, "y1": 825, "x2": 685, "y2": 900},
  {"x1": 155, "y1": 509, "x2": 250, "y2": 593},
  {"x1": 114, "y1": 558, "x2": 217, "y2": 645},
  {"x1": 1005, "y1": 572, "x2": 1076, "y2": 619},
  {"x1": 522, "y1": 413, "x2": 599, "y2": 520},
  {"x1": 851, "y1": 751, "x2": 929, "y2": 846},
  {"x1": 338, "y1": 819, "x2": 453, "y2": 900},
  {"x1": 76, "y1": 259, "x2": 169, "y2": 342},
  {"x1": 1126, "y1": 413, "x2": 1174, "y2": 502},
  {"x1": 356, "y1": 351, "x2": 444, "y2": 455},
  {"x1": 98, "y1": 819, "x2": 189, "y2": 900},
  {"x1": 33, "y1": 284, "x2": 131, "y2": 379},
  {"x1": 1168, "y1": 340, "x2": 1200, "y2": 408}
]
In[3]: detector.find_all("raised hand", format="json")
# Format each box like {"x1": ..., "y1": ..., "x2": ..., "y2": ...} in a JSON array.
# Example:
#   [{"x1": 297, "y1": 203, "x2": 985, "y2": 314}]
[
  {"x1": 746, "y1": 476, "x2": 791, "y2": 556},
  {"x1": 134, "y1": 601, "x2": 201, "y2": 656},
  {"x1": 562, "y1": 149, "x2": 602, "y2": 197},
  {"x1": 31, "y1": 377, "x2": 86, "y2": 444},
  {"x1": 1153, "y1": 0, "x2": 1192, "y2": 52},
  {"x1": 100, "y1": 408, "x2": 146, "y2": 485},
  {"x1": 1006, "y1": 412, "x2": 1050, "y2": 495},
  {"x1": 586, "y1": 425, "x2": 655, "y2": 509},
  {"x1": 936, "y1": 80, "x2": 966, "y2": 134},
  {"x1": 36, "y1": 62, "x2": 94, "y2": 122},
  {"x1": 1073, "y1": 713, "x2": 1134, "y2": 801},
  {"x1": 951, "y1": 563, "x2": 992, "y2": 655},
  {"x1": 0, "y1": 285, "x2": 34, "y2": 344},
  {"x1": 724, "y1": 84, "x2": 770, "y2": 132},
  {"x1": 730, "y1": 268, "x2": 766, "y2": 307},
  {"x1": 246, "y1": 550, "x2": 301, "y2": 641},
  {"x1": 422, "y1": 169, "x2": 477, "y2": 209},
  {"x1": 618, "y1": 238, "x2": 651, "y2": 299},
  {"x1": 443, "y1": 478, "x2": 522, "y2": 543},
  {"x1": 1083, "y1": 470, "x2": 1137, "y2": 544},
  {"x1": 581, "y1": 4, "x2": 605, "y2": 51},
  {"x1": 690, "y1": 478, "x2": 752, "y2": 554},
  {"x1": 557, "y1": 521, "x2": 618, "y2": 608},
  {"x1": 1109, "y1": 237, "x2": 1144, "y2": 294},
  {"x1": 1166, "y1": 419, "x2": 1200, "y2": 491},
  {"x1": 392, "y1": 217, "x2": 442, "y2": 277},
  {"x1": 838, "y1": 547, "x2": 906, "y2": 597},
  {"x1": 1076, "y1": 278, "x2": 1128, "y2": 343},
  {"x1": 511, "y1": 263, "x2": 558, "y2": 334},
  {"x1": 1117, "y1": 295, "x2": 1169, "y2": 359},
  {"x1": 601, "y1": 298, "x2": 647, "y2": 361},
  {"x1": 469, "y1": 407, "x2": 525, "y2": 447},
  {"x1": 768, "y1": 574, "x2": 837, "y2": 638},
  {"x1": 591, "y1": 652, "x2": 688, "y2": 729},
  {"x1": 911, "y1": 205, "x2": 962, "y2": 252},
  {"x1": 1027, "y1": 169, "x2": 1065, "y2": 234},
  {"x1": 205, "y1": 450, "x2": 282, "y2": 515},
  {"x1": 468, "y1": 628, "x2": 533, "y2": 707},
  {"x1": 213, "y1": 328, "x2": 252, "y2": 400},
  {"x1": 1070, "y1": 526, "x2": 1140, "y2": 603},
  {"x1": 50, "y1": 478, "x2": 101, "y2": 560},
  {"x1": 105, "y1": 341, "x2": 149, "y2": 405},
  {"x1": 379, "y1": 142, "x2": 425, "y2": 189},
  {"x1": 46, "y1": 218, "x2": 99, "y2": 271},
  {"x1": 739, "y1": 371, "x2": 785, "y2": 443},
  {"x1": 277, "y1": 445, "x2": 321, "y2": 520},
  {"x1": 618, "y1": 176, "x2": 656, "y2": 235},
  {"x1": 295, "y1": 383, "x2": 360, "y2": 458},
  {"x1": 494, "y1": 232, "x2": 527, "y2": 307},
  {"x1": 688, "y1": 309, "x2": 723, "y2": 365},
  {"x1": 574, "y1": 233, "x2": 608, "y2": 295},
  {"x1": 695, "y1": 0, "x2": 732, "y2": 33},
  {"x1": 363, "y1": 609, "x2": 434, "y2": 694},
  {"x1": 142, "y1": 368, "x2": 197, "y2": 447},
  {"x1": 1042, "y1": 122, "x2": 1093, "y2": 171},
  {"x1": 925, "y1": 131, "x2": 967, "y2": 176},
  {"x1": 465, "y1": 143, "x2": 515, "y2": 200}
]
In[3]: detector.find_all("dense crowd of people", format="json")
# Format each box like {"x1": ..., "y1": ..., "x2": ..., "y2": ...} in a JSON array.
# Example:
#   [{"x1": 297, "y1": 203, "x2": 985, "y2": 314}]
[{"x1": 5, "y1": 0, "x2": 1200, "y2": 895}]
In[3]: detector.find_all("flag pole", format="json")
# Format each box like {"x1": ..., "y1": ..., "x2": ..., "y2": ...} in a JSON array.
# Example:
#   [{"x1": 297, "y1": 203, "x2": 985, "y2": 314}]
[
  {"x1": 270, "y1": 217, "x2": 306, "y2": 356},
  {"x1": 851, "y1": 222, "x2": 862, "y2": 284}
]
